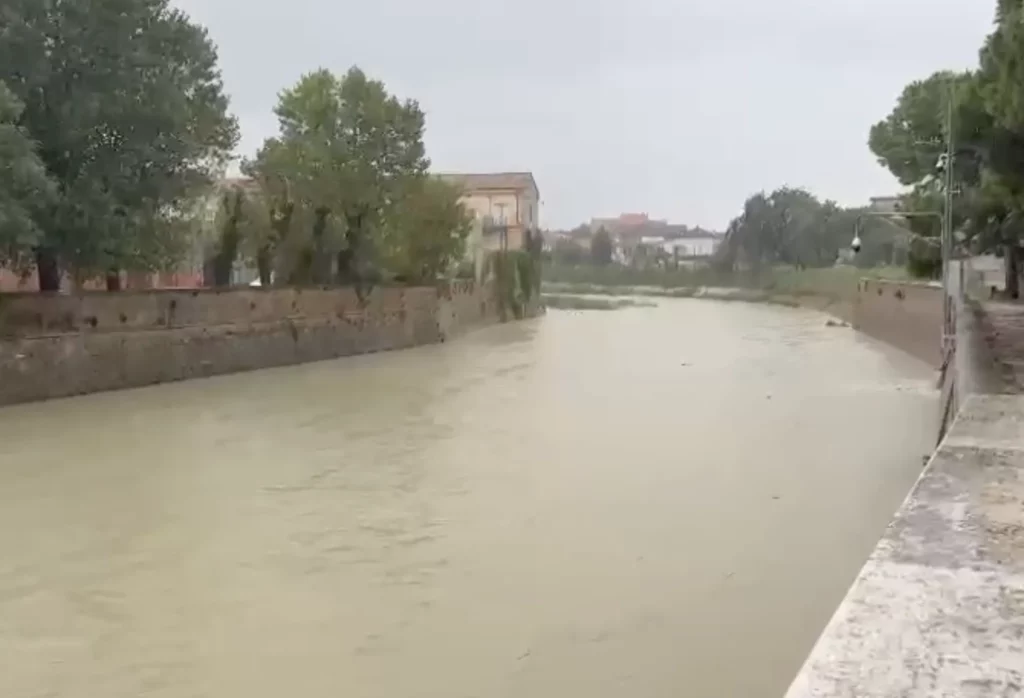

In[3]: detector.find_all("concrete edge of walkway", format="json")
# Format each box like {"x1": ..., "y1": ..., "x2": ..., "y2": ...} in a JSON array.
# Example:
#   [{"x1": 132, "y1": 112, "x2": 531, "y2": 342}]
[{"x1": 784, "y1": 393, "x2": 1024, "y2": 697}]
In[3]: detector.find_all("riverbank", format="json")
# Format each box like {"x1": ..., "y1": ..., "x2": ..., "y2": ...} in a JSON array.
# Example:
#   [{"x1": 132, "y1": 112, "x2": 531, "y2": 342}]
[
  {"x1": 786, "y1": 292, "x2": 1024, "y2": 697},
  {"x1": 541, "y1": 265, "x2": 907, "y2": 322},
  {"x1": 542, "y1": 282, "x2": 852, "y2": 320},
  {"x1": 543, "y1": 269, "x2": 945, "y2": 369},
  {"x1": 0, "y1": 281, "x2": 542, "y2": 406}
]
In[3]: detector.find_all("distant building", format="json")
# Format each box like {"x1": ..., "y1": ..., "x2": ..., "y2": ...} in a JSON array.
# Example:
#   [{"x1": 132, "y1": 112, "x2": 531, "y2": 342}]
[
  {"x1": 590, "y1": 213, "x2": 667, "y2": 237},
  {"x1": 870, "y1": 196, "x2": 901, "y2": 213},
  {"x1": 663, "y1": 230, "x2": 722, "y2": 259},
  {"x1": 438, "y1": 172, "x2": 540, "y2": 251}
]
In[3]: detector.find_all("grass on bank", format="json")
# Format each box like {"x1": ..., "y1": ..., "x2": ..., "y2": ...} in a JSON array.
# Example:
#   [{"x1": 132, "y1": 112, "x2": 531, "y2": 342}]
[
  {"x1": 542, "y1": 294, "x2": 658, "y2": 311},
  {"x1": 543, "y1": 264, "x2": 910, "y2": 302}
]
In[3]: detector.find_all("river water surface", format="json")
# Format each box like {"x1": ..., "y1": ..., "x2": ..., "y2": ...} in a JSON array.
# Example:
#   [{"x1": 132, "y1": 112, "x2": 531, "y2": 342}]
[{"x1": 0, "y1": 300, "x2": 937, "y2": 698}]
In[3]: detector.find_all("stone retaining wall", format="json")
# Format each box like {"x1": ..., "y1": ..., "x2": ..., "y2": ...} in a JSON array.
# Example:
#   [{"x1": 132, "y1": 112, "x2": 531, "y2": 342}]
[
  {"x1": 853, "y1": 279, "x2": 944, "y2": 367},
  {"x1": 0, "y1": 280, "x2": 518, "y2": 406}
]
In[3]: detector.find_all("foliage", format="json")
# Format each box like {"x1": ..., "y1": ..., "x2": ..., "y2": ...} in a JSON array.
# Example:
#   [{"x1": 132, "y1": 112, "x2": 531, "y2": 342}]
[
  {"x1": 205, "y1": 186, "x2": 246, "y2": 286},
  {"x1": 379, "y1": 177, "x2": 472, "y2": 283},
  {"x1": 869, "y1": 72, "x2": 972, "y2": 187},
  {"x1": 240, "y1": 151, "x2": 297, "y2": 286},
  {"x1": 0, "y1": 0, "x2": 239, "y2": 289},
  {"x1": 866, "y1": 2, "x2": 1024, "y2": 293},
  {"x1": 491, "y1": 250, "x2": 539, "y2": 320},
  {"x1": 0, "y1": 81, "x2": 55, "y2": 270},
  {"x1": 251, "y1": 67, "x2": 429, "y2": 290},
  {"x1": 716, "y1": 187, "x2": 894, "y2": 275},
  {"x1": 590, "y1": 227, "x2": 614, "y2": 265},
  {"x1": 551, "y1": 238, "x2": 588, "y2": 266},
  {"x1": 492, "y1": 251, "x2": 523, "y2": 320}
]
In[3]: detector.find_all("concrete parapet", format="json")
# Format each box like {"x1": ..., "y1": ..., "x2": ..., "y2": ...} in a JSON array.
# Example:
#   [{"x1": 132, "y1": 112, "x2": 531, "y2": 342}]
[
  {"x1": 785, "y1": 394, "x2": 1024, "y2": 697},
  {"x1": 788, "y1": 290, "x2": 1024, "y2": 697}
]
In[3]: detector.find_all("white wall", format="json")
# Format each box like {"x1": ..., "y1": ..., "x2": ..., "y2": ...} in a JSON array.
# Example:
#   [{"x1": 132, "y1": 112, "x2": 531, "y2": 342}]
[{"x1": 664, "y1": 237, "x2": 719, "y2": 258}]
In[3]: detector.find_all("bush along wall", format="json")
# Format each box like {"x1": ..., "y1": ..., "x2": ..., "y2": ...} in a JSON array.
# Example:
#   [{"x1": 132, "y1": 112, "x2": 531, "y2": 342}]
[{"x1": 492, "y1": 250, "x2": 541, "y2": 321}]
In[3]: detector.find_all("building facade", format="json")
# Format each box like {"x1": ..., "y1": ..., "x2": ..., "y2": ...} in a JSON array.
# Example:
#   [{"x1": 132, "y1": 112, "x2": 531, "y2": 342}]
[{"x1": 438, "y1": 172, "x2": 540, "y2": 251}]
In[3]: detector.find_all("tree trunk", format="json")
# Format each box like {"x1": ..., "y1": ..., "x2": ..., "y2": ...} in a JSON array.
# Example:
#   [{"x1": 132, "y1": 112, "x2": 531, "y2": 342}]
[
  {"x1": 308, "y1": 208, "x2": 331, "y2": 285},
  {"x1": 202, "y1": 256, "x2": 217, "y2": 287},
  {"x1": 105, "y1": 269, "x2": 122, "y2": 291},
  {"x1": 257, "y1": 246, "x2": 273, "y2": 287},
  {"x1": 335, "y1": 248, "x2": 355, "y2": 284},
  {"x1": 35, "y1": 247, "x2": 61, "y2": 292},
  {"x1": 1005, "y1": 243, "x2": 1020, "y2": 300}
]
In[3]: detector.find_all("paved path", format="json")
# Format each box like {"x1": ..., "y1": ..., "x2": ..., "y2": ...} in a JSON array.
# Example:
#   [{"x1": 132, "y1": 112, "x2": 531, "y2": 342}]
[
  {"x1": 786, "y1": 294, "x2": 1024, "y2": 697},
  {"x1": 786, "y1": 394, "x2": 1024, "y2": 697}
]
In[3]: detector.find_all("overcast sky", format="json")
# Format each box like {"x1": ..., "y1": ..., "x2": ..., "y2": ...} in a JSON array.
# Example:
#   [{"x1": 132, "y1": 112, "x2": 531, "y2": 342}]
[{"x1": 173, "y1": 0, "x2": 994, "y2": 230}]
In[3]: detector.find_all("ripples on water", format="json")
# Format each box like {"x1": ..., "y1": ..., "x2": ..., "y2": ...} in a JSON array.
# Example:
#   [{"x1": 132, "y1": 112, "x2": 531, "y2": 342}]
[{"x1": 0, "y1": 299, "x2": 937, "y2": 698}]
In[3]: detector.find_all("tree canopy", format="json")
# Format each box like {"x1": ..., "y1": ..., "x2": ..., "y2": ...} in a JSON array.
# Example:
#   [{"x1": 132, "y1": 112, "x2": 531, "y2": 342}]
[
  {"x1": 244, "y1": 67, "x2": 431, "y2": 290},
  {"x1": 715, "y1": 187, "x2": 895, "y2": 274},
  {"x1": 0, "y1": 0, "x2": 238, "y2": 289},
  {"x1": 867, "y1": 2, "x2": 1024, "y2": 291},
  {"x1": 0, "y1": 81, "x2": 55, "y2": 269}
]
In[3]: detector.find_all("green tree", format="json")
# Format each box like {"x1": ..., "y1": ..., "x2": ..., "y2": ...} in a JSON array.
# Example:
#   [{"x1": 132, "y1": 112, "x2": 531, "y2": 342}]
[
  {"x1": 590, "y1": 227, "x2": 613, "y2": 265},
  {"x1": 0, "y1": 81, "x2": 55, "y2": 271},
  {"x1": 977, "y1": 0, "x2": 1024, "y2": 296},
  {"x1": 552, "y1": 237, "x2": 587, "y2": 266},
  {"x1": 867, "y1": 71, "x2": 989, "y2": 278},
  {"x1": 0, "y1": 0, "x2": 238, "y2": 290},
  {"x1": 256, "y1": 67, "x2": 429, "y2": 292},
  {"x1": 203, "y1": 185, "x2": 246, "y2": 287},
  {"x1": 379, "y1": 178, "x2": 472, "y2": 283}
]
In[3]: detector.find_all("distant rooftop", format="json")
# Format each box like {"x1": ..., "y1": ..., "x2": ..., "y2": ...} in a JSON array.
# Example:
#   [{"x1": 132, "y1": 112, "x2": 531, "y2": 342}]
[{"x1": 437, "y1": 172, "x2": 539, "y2": 196}]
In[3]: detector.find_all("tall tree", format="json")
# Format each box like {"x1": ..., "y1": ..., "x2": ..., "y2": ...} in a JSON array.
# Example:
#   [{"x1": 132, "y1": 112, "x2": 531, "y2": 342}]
[
  {"x1": 0, "y1": 0, "x2": 238, "y2": 290},
  {"x1": 590, "y1": 227, "x2": 613, "y2": 266},
  {"x1": 256, "y1": 67, "x2": 429, "y2": 292},
  {"x1": 0, "y1": 81, "x2": 55, "y2": 272},
  {"x1": 378, "y1": 178, "x2": 472, "y2": 283},
  {"x1": 978, "y1": 0, "x2": 1024, "y2": 296},
  {"x1": 238, "y1": 146, "x2": 298, "y2": 286}
]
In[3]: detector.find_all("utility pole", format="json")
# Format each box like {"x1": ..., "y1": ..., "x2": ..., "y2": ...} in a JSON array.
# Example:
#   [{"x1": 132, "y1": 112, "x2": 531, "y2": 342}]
[{"x1": 941, "y1": 84, "x2": 955, "y2": 349}]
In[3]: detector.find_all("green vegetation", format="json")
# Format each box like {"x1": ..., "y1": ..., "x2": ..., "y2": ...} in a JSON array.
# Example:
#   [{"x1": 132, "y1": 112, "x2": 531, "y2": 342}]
[
  {"x1": 543, "y1": 265, "x2": 910, "y2": 314},
  {"x1": 0, "y1": 5, "x2": 474, "y2": 294},
  {"x1": 546, "y1": 264, "x2": 726, "y2": 289},
  {"x1": 542, "y1": 294, "x2": 657, "y2": 311},
  {"x1": 868, "y1": 1, "x2": 1024, "y2": 295},
  {"x1": 716, "y1": 188, "x2": 900, "y2": 276},
  {"x1": 493, "y1": 249, "x2": 541, "y2": 320},
  {"x1": 590, "y1": 228, "x2": 614, "y2": 266},
  {"x1": 0, "y1": 0, "x2": 239, "y2": 290},
  {"x1": 0, "y1": 81, "x2": 54, "y2": 272}
]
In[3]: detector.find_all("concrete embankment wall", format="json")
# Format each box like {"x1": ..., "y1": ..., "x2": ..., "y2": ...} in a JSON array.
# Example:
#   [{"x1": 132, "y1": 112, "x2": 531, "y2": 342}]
[
  {"x1": 852, "y1": 279, "x2": 944, "y2": 367},
  {"x1": 0, "y1": 280, "x2": 517, "y2": 406},
  {"x1": 787, "y1": 287, "x2": 1024, "y2": 697}
]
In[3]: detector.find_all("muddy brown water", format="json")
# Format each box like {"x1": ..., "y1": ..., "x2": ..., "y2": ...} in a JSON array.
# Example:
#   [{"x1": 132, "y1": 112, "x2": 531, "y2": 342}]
[{"x1": 0, "y1": 300, "x2": 937, "y2": 698}]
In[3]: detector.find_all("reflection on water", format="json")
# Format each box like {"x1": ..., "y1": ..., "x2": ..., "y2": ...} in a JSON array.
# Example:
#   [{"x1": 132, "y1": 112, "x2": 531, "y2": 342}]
[{"x1": 0, "y1": 300, "x2": 936, "y2": 698}]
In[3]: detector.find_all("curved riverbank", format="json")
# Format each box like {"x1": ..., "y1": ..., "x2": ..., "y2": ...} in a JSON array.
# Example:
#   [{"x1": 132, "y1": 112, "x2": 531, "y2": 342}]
[
  {"x1": 542, "y1": 278, "x2": 943, "y2": 368},
  {"x1": 542, "y1": 283, "x2": 852, "y2": 320}
]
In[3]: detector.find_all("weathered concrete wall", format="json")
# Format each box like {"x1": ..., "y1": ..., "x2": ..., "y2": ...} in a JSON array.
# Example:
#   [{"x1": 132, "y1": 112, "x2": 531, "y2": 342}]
[
  {"x1": 787, "y1": 295, "x2": 1024, "y2": 698},
  {"x1": 0, "y1": 281, "x2": 515, "y2": 406},
  {"x1": 853, "y1": 279, "x2": 944, "y2": 367},
  {"x1": 785, "y1": 395, "x2": 1024, "y2": 698}
]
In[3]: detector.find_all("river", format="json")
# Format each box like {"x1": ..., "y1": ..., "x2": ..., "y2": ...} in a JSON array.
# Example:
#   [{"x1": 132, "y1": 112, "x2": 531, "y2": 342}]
[{"x1": 0, "y1": 299, "x2": 937, "y2": 698}]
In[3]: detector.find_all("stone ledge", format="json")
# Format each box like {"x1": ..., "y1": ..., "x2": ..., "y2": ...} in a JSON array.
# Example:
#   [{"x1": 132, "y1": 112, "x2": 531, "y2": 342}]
[{"x1": 785, "y1": 395, "x2": 1024, "y2": 698}]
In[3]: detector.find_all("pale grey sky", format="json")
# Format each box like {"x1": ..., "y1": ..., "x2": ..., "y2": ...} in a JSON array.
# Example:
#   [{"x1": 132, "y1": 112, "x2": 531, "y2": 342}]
[{"x1": 173, "y1": 0, "x2": 994, "y2": 230}]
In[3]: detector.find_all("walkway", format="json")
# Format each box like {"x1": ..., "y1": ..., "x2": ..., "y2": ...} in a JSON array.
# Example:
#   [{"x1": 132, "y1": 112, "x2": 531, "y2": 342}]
[{"x1": 786, "y1": 301, "x2": 1024, "y2": 697}]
